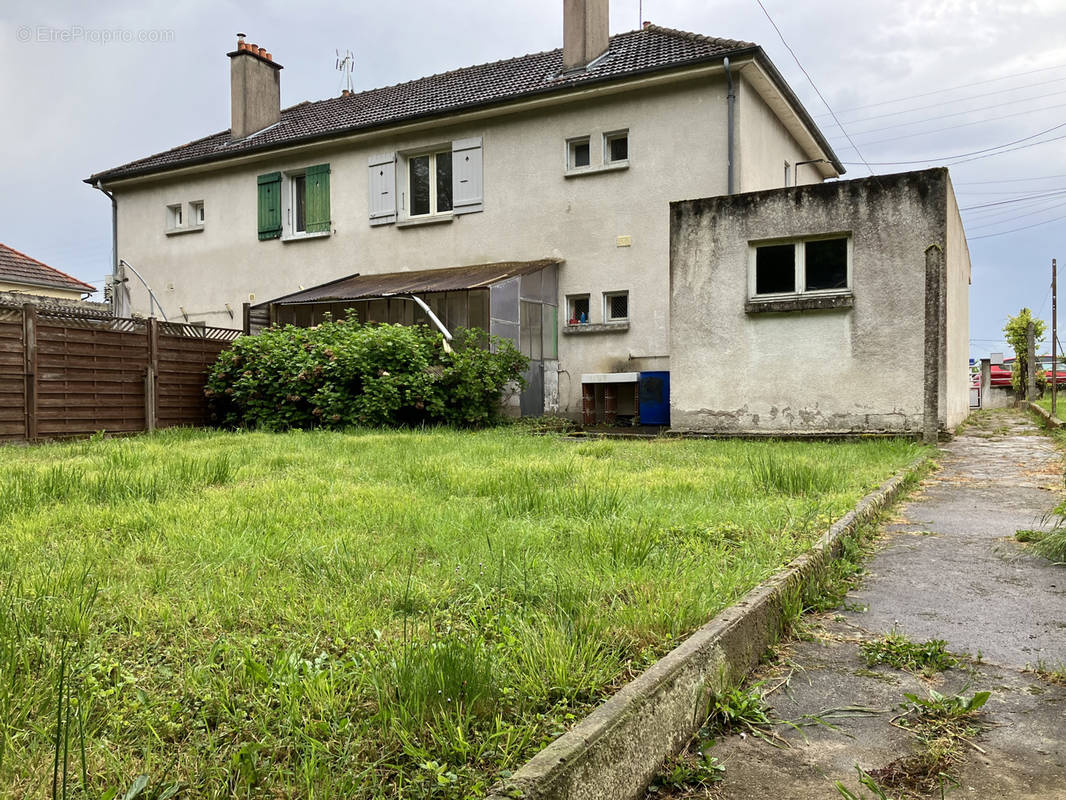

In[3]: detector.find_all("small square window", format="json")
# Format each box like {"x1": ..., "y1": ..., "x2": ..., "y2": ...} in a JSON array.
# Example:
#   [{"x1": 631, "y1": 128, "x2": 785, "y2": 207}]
[
  {"x1": 166, "y1": 203, "x2": 183, "y2": 230},
  {"x1": 568, "y1": 137, "x2": 591, "y2": 170},
  {"x1": 605, "y1": 131, "x2": 628, "y2": 164},
  {"x1": 567, "y1": 294, "x2": 590, "y2": 324},
  {"x1": 604, "y1": 291, "x2": 628, "y2": 322},
  {"x1": 190, "y1": 201, "x2": 205, "y2": 226}
]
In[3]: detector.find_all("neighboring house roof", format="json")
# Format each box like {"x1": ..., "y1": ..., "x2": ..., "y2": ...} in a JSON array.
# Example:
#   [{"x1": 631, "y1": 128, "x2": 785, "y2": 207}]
[
  {"x1": 260, "y1": 259, "x2": 561, "y2": 306},
  {"x1": 88, "y1": 26, "x2": 841, "y2": 184},
  {"x1": 0, "y1": 243, "x2": 96, "y2": 294}
]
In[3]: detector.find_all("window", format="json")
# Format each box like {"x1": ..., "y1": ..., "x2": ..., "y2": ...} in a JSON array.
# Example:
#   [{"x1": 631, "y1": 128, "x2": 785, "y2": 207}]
[
  {"x1": 167, "y1": 203, "x2": 183, "y2": 230},
  {"x1": 604, "y1": 291, "x2": 629, "y2": 322},
  {"x1": 751, "y1": 236, "x2": 851, "y2": 298},
  {"x1": 190, "y1": 201, "x2": 205, "y2": 227},
  {"x1": 568, "y1": 137, "x2": 591, "y2": 170},
  {"x1": 408, "y1": 150, "x2": 453, "y2": 217},
  {"x1": 567, "y1": 294, "x2": 590, "y2": 324},
  {"x1": 368, "y1": 138, "x2": 483, "y2": 226},
  {"x1": 257, "y1": 164, "x2": 330, "y2": 240},
  {"x1": 604, "y1": 130, "x2": 628, "y2": 164}
]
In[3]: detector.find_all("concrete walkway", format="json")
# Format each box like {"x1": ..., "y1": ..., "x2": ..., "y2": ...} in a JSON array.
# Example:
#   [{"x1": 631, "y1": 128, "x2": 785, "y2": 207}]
[{"x1": 704, "y1": 409, "x2": 1066, "y2": 799}]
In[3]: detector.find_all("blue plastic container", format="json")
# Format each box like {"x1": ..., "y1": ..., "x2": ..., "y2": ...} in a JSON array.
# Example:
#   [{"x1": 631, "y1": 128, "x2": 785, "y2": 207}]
[{"x1": 639, "y1": 371, "x2": 670, "y2": 425}]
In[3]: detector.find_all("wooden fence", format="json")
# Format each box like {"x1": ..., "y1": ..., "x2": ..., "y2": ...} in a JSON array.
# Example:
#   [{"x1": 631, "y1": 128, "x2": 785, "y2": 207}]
[{"x1": 0, "y1": 304, "x2": 241, "y2": 443}]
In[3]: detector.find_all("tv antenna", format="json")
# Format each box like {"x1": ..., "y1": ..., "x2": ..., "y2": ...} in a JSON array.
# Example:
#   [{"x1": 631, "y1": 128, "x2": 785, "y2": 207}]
[{"x1": 336, "y1": 49, "x2": 354, "y2": 94}]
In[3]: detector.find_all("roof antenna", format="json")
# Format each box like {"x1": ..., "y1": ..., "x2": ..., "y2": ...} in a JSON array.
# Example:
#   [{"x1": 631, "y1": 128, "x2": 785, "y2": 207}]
[
  {"x1": 336, "y1": 49, "x2": 354, "y2": 96},
  {"x1": 639, "y1": 0, "x2": 643, "y2": 27}
]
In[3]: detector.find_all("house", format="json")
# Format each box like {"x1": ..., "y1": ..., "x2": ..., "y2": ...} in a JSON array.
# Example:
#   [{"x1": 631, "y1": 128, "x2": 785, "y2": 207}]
[
  {"x1": 669, "y1": 168, "x2": 971, "y2": 436},
  {"x1": 86, "y1": 0, "x2": 844, "y2": 418},
  {"x1": 0, "y1": 243, "x2": 103, "y2": 314}
]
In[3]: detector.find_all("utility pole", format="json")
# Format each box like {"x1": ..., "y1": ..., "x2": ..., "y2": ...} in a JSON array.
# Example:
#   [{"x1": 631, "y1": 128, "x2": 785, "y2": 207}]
[
  {"x1": 1027, "y1": 321, "x2": 1037, "y2": 401},
  {"x1": 1053, "y1": 259, "x2": 1058, "y2": 418}
]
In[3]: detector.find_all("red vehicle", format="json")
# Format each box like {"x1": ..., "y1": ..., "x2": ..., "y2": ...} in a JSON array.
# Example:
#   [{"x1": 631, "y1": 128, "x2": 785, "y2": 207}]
[
  {"x1": 989, "y1": 357, "x2": 1014, "y2": 387},
  {"x1": 1038, "y1": 355, "x2": 1066, "y2": 386},
  {"x1": 987, "y1": 355, "x2": 1066, "y2": 388}
]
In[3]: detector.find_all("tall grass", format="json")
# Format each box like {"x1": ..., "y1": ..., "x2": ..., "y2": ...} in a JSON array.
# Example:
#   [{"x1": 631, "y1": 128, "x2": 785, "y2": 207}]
[{"x1": 0, "y1": 427, "x2": 923, "y2": 798}]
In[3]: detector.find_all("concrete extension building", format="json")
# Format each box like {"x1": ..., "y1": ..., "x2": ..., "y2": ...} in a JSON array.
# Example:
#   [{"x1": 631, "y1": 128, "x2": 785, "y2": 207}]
[
  {"x1": 669, "y1": 169, "x2": 970, "y2": 436},
  {"x1": 86, "y1": 0, "x2": 845, "y2": 418}
]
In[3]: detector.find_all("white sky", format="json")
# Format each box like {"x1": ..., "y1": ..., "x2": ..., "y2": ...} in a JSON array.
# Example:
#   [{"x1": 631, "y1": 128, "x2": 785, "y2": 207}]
[{"x1": 2, "y1": 0, "x2": 1064, "y2": 357}]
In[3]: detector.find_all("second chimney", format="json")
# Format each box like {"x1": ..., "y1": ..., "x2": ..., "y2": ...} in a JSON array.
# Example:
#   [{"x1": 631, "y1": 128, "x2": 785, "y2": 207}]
[
  {"x1": 563, "y1": 0, "x2": 609, "y2": 71},
  {"x1": 228, "y1": 37, "x2": 283, "y2": 140}
]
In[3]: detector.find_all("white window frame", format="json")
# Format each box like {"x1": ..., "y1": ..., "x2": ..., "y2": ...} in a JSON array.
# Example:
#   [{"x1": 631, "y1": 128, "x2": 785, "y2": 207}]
[
  {"x1": 190, "y1": 200, "x2": 205, "y2": 227},
  {"x1": 567, "y1": 293, "x2": 591, "y2": 324},
  {"x1": 566, "y1": 136, "x2": 592, "y2": 172},
  {"x1": 166, "y1": 203, "x2": 183, "y2": 231},
  {"x1": 748, "y1": 234, "x2": 852, "y2": 300},
  {"x1": 603, "y1": 129, "x2": 629, "y2": 166},
  {"x1": 603, "y1": 290, "x2": 629, "y2": 323},
  {"x1": 403, "y1": 147, "x2": 454, "y2": 220}
]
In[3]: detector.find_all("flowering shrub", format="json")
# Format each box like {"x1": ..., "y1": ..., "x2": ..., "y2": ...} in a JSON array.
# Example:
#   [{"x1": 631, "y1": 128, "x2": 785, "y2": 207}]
[{"x1": 205, "y1": 318, "x2": 527, "y2": 429}]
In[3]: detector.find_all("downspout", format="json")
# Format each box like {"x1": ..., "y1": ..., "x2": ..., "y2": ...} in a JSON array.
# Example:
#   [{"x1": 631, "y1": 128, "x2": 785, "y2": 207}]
[
  {"x1": 93, "y1": 180, "x2": 123, "y2": 316},
  {"x1": 724, "y1": 57, "x2": 735, "y2": 195}
]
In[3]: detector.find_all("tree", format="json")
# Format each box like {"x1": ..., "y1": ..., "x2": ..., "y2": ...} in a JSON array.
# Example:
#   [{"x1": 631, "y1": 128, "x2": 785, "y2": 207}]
[{"x1": 1003, "y1": 308, "x2": 1046, "y2": 393}]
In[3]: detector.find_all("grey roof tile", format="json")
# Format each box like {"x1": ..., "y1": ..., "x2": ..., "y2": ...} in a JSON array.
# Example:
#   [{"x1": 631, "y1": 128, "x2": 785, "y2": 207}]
[{"x1": 89, "y1": 26, "x2": 756, "y2": 182}]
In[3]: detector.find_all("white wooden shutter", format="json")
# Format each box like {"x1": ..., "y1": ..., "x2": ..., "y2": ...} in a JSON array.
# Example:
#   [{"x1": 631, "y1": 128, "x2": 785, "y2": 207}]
[
  {"x1": 452, "y1": 137, "x2": 483, "y2": 215},
  {"x1": 368, "y1": 153, "x2": 396, "y2": 225}
]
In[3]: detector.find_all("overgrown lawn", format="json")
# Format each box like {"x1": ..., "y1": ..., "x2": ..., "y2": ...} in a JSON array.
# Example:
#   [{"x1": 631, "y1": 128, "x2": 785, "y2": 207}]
[{"x1": 0, "y1": 427, "x2": 924, "y2": 798}]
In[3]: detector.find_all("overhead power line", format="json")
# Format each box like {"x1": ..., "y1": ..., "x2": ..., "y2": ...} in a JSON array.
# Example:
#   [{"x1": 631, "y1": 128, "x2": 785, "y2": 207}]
[
  {"x1": 751, "y1": 0, "x2": 873, "y2": 175},
  {"x1": 968, "y1": 212, "x2": 1066, "y2": 241},
  {"x1": 813, "y1": 62, "x2": 1066, "y2": 118},
  {"x1": 825, "y1": 93, "x2": 1066, "y2": 143},
  {"x1": 839, "y1": 120, "x2": 1066, "y2": 165},
  {"x1": 960, "y1": 187, "x2": 1066, "y2": 211}
]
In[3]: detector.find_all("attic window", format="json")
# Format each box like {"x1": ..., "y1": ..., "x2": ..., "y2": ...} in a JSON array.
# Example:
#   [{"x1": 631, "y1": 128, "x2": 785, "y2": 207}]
[
  {"x1": 567, "y1": 137, "x2": 591, "y2": 170},
  {"x1": 604, "y1": 130, "x2": 628, "y2": 164}
]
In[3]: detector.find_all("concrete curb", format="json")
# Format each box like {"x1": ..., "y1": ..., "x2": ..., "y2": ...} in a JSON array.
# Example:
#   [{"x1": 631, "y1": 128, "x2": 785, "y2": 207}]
[
  {"x1": 1028, "y1": 401, "x2": 1064, "y2": 429},
  {"x1": 487, "y1": 454, "x2": 929, "y2": 800}
]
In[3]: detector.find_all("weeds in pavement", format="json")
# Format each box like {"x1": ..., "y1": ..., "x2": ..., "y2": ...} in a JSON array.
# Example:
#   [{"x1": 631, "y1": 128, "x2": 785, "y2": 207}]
[
  {"x1": 860, "y1": 632, "x2": 959, "y2": 677},
  {"x1": 869, "y1": 689, "x2": 989, "y2": 796}
]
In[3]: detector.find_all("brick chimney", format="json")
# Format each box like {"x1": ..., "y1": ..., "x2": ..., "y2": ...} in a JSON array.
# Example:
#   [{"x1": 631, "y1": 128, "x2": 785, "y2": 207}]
[
  {"x1": 563, "y1": 0, "x2": 609, "y2": 71},
  {"x1": 228, "y1": 35, "x2": 283, "y2": 140}
]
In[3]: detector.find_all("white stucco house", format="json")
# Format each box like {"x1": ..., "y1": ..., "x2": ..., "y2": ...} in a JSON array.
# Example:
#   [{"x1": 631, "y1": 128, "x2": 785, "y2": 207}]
[{"x1": 87, "y1": 0, "x2": 845, "y2": 419}]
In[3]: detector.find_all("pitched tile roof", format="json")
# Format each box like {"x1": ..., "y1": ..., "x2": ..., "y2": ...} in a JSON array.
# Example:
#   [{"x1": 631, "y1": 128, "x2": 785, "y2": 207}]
[
  {"x1": 0, "y1": 243, "x2": 97, "y2": 294},
  {"x1": 89, "y1": 26, "x2": 759, "y2": 183}
]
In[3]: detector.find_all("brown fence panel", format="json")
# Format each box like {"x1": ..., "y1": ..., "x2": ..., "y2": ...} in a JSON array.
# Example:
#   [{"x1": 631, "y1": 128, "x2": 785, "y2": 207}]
[
  {"x1": 0, "y1": 307, "x2": 26, "y2": 441},
  {"x1": 0, "y1": 304, "x2": 240, "y2": 443},
  {"x1": 35, "y1": 315, "x2": 148, "y2": 438},
  {"x1": 157, "y1": 323, "x2": 239, "y2": 428}
]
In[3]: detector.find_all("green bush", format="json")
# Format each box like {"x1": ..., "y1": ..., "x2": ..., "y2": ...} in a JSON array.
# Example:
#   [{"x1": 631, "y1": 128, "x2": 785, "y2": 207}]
[{"x1": 205, "y1": 318, "x2": 527, "y2": 429}]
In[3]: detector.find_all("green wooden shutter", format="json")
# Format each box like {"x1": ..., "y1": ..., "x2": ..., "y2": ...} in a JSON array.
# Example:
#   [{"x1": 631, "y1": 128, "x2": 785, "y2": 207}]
[
  {"x1": 257, "y1": 172, "x2": 282, "y2": 240},
  {"x1": 304, "y1": 163, "x2": 331, "y2": 233}
]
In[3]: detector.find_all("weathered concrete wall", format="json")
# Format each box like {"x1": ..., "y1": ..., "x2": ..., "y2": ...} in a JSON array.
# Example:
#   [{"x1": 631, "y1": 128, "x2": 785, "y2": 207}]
[
  {"x1": 110, "y1": 68, "x2": 825, "y2": 418},
  {"x1": 983, "y1": 386, "x2": 1017, "y2": 410},
  {"x1": 669, "y1": 168, "x2": 968, "y2": 434},
  {"x1": 943, "y1": 174, "x2": 972, "y2": 428}
]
